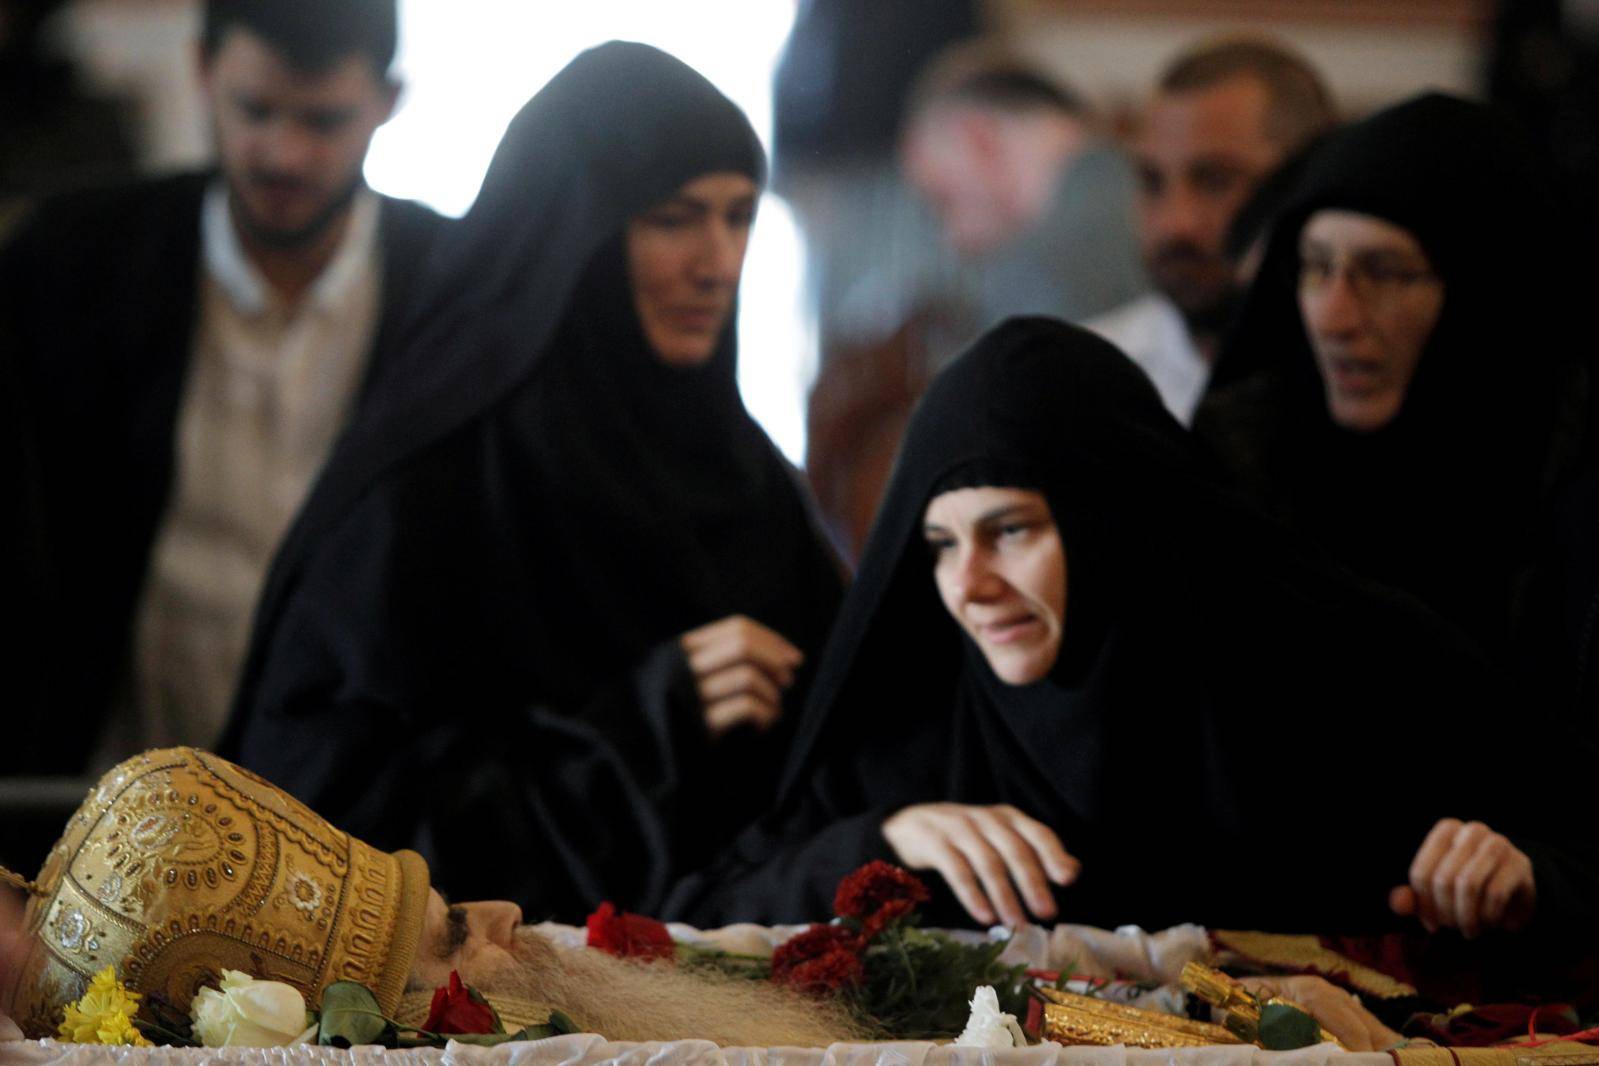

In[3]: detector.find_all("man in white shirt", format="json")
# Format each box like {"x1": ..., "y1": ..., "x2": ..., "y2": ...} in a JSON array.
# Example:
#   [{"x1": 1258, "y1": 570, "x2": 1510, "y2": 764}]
[
  {"x1": 1088, "y1": 37, "x2": 1334, "y2": 423},
  {"x1": 2, "y1": 0, "x2": 447, "y2": 773}
]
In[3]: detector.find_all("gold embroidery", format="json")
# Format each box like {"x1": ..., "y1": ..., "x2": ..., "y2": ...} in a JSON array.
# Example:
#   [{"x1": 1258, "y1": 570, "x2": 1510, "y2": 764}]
[
  {"x1": 1212, "y1": 930, "x2": 1418, "y2": 999},
  {"x1": 1037, "y1": 987, "x2": 1243, "y2": 1048}
]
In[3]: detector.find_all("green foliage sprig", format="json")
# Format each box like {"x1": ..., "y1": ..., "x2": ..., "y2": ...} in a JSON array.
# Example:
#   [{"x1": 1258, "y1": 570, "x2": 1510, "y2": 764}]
[{"x1": 846, "y1": 920, "x2": 1032, "y2": 1040}]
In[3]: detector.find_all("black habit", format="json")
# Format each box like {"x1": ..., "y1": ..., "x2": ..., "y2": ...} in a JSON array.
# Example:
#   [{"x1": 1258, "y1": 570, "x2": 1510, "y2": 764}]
[
  {"x1": 218, "y1": 43, "x2": 844, "y2": 921},
  {"x1": 2, "y1": 172, "x2": 445, "y2": 775},
  {"x1": 666, "y1": 318, "x2": 1597, "y2": 950},
  {"x1": 1195, "y1": 94, "x2": 1595, "y2": 669}
]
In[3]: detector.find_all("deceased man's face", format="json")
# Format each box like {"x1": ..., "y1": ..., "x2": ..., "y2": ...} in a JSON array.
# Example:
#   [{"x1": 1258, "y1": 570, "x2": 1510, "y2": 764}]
[{"x1": 409, "y1": 888, "x2": 524, "y2": 989}]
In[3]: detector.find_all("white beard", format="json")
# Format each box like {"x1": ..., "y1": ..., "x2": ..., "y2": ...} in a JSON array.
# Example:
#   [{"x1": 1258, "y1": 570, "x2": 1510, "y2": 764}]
[{"x1": 469, "y1": 927, "x2": 867, "y2": 1048}]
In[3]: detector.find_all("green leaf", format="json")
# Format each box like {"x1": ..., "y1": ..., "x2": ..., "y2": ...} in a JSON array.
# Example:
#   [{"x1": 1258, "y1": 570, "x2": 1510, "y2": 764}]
[
  {"x1": 1258, "y1": 1002, "x2": 1323, "y2": 1050},
  {"x1": 319, "y1": 981, "x2": 392, "y2": 1048},
  {"x1": 849, "y1": 927, "x2": 1032, "y2": 1040},
  {"x1": 1053, "y1": 954, "x2": 1079, "y2": 991}
]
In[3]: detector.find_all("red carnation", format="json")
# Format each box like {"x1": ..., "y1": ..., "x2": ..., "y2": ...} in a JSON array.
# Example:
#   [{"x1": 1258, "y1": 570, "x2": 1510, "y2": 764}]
[
  {"x1": 833, "y1": 860, "x2": 930, "y2": 937},
  {"x1": 421, "y1": 971, "x2": 499, "y2": 1035},
  {"x1": 860, "y1": 897, "x2": 919, "y2": 940},
  {"x1": 586, "y1": 901, "x2": 676, "y2": 961},
  {"x1": 770, "y1": 924, "x2": 865, "y2": 994}
]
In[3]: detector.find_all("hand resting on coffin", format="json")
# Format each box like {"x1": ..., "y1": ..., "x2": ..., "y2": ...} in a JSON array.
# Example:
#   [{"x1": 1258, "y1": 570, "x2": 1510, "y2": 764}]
[{"x1": 882, "y1": 802, "x2": 1081, "y2": 929}]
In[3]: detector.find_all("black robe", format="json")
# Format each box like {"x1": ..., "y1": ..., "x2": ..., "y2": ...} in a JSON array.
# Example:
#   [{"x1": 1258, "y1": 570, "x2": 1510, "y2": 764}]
[
  {"x1": 1554, "y1": 473, "x2": 1599, "y2": 721},
  {"x1": 1, "y1": 172, "x2": 446, "y2": 775},
  {"x1": 665, "y1": 317, "x2": 1597, "y2": 953},
  {"x1": 1196, "y1": 94, "x2": 1595, "y2": 670},
  {"x1": 1517, "y1": 468, "x2": 1599, "y2": 739},
  {"x1": 218, "y1": 42, "x2": 844, "y2": 921}
]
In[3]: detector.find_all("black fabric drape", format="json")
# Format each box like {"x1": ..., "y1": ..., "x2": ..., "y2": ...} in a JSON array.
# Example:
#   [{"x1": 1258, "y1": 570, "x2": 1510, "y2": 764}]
[
  {"x1": 1197, "y1": 93, "x2": 1594, "y2": 665},
  {"x1": 1517, "y1": 468, "x2": 1599, "y2": 738},
  {"x1": 667, "y1": 318, "x2": 1594, "y2": 950},
  {"x1": 220, "y1": 42, "x2": 844, "y2": 921}
]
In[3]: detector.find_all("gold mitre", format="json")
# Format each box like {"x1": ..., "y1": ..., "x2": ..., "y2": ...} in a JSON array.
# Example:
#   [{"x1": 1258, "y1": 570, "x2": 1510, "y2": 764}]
[{"x1": 3, "y1": 747, "x2": 430, "y2": 1039}]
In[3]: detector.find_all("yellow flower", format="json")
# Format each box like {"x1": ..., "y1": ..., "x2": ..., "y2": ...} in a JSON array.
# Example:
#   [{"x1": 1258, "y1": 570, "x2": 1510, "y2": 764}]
[
  {"x1": 57, "y1": 966, "x2": 152, "y2": 1047},
  {"x1": 95, "y1": 1011, "x2": 148, "y2": 1046}
]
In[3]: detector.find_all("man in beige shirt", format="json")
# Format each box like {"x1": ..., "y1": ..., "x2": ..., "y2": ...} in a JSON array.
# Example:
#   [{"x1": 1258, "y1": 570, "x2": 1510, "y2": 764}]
[{"x1": 3, "y1": 0, "x2": 447, "y2": 774}]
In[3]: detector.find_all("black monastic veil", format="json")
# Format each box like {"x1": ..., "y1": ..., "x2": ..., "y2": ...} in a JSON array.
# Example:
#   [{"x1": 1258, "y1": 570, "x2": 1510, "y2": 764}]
[
  {"x1": 219, "y1": 42, "x2": 844, "y2": 920},
  {"x1": 667, "y1": 318, "x2": 1597, "y2": 949},
  {"x1": 1197, "y1": 93, "x2": 1595, "y2": 664}
]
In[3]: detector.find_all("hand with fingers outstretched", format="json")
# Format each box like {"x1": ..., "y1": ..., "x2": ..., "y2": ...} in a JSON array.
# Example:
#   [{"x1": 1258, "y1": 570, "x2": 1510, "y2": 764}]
[
  {"x1": 1389, "y1": 818, "x2": 1536, "y2": 939},
  {"x1": 679, "y1": 614, "x2": 804, "y2": 740},
  {"x1": 881, "y1": 802, "x2": 1080, "y2": 928}
]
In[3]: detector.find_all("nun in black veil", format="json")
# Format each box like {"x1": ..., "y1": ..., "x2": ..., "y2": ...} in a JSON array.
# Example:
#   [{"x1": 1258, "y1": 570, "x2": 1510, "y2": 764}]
[
  {"x1": 1195, "y1": 94, "x2": 1594, "y2": 673},
  {"x1": 666, "y1": 318, "x2": 1597, "y2": 961},
  {"x1": 217, "y1": 43, "x2": 844, "y2": 919}
]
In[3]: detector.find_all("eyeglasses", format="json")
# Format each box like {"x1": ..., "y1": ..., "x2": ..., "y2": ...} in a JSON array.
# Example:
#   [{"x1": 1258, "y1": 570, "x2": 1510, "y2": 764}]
[{"x1": 1297, "y1": 249, "x2": 1440, "y2": 302}]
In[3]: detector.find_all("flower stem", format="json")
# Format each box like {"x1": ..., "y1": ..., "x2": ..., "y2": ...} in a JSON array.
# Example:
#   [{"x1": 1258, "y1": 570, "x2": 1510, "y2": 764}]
[{"x1": 325, "y1": 1006, "x2": 467, "y2": 1043}]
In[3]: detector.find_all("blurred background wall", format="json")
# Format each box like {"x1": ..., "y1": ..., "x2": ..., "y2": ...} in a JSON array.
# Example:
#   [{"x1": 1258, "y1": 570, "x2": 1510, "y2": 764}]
[
  {"x1": 993, "y1": 1, "x2": 1483, "y2": 114},
  {"x1": 39, "y1": 1, "x2": 1492, "y2": 173}
]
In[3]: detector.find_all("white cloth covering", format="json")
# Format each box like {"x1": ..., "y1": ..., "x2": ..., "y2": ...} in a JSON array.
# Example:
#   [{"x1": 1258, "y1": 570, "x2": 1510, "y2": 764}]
[{"x1": 0, "y1": 1036, "x2": 1383, "y2": 1066}]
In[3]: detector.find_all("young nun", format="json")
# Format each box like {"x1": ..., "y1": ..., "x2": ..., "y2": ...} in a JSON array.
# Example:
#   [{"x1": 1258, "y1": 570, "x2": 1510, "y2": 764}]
[
  {"x1": 666, "y1": 318, "x2": 1597, "y2": 957},
  {"x1": 218, "y1": 43, "x2": 844, "y2": 920},
  {"x1": 1195, "y1": 94, "x2": 1595, "y2": 670}
]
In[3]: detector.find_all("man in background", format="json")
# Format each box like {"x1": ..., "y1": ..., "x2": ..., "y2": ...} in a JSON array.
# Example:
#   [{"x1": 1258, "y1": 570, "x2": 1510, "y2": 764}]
[
  {"x1": 1088, "y1": 36, "x2": 1334, "y2": 423},
  {"x1": 1, "y1": 0, "x2": 446, "y2": 778},
  {"x1": 899, "y1": 42, "x2": 1145, "y2": 340},
  {"x1": 807, "y1": 42, "x2": 1146, "y2": 559}
]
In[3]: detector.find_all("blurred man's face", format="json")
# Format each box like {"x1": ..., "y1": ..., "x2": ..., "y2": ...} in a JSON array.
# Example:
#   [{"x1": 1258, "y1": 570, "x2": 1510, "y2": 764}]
[
  {"x1": 198, "y1": 28, "x2": 397, "y2": 248},
  {"x1": 903, "y1": 107, "x2": 1083, "y2": 256},
  {"x1": 903, "y1": 111, "x2": 1013, "y2": 255},
  {"x1": 1133, "y1": 76, "x2": 1285, "y2": 324}
]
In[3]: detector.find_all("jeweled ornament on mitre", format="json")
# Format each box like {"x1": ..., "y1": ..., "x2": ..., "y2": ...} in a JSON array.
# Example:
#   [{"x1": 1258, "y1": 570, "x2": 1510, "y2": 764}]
[{"x1": 2, "y1": 747, "x2": 430, "y2": 1040}]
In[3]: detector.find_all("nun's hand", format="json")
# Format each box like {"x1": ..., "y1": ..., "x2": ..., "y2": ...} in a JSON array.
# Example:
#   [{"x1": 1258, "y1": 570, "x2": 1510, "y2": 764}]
[
  {"x1": 881, "y1": 803, "x2": 1079, "y2": 928},
  {"x1": 1389, "y1": 818, "x2": 1536, "y2": 938},
  {"x1": 680, "y1": 615, "x2": 804, "y2": 739}
]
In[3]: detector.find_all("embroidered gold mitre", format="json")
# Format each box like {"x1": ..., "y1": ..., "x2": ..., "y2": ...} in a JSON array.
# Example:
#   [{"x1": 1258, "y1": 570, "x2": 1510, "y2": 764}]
[{"x1": 5, "y1": 747, "x2": 430, "y2": 1039}]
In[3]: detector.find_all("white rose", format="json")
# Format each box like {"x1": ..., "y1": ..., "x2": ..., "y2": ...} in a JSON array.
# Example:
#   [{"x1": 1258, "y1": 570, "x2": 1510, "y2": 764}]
[
  {"x1": 954, "y1": 985, "x2": 1027, "y2": 1049},
  {"x1": 190, "y1": 970, "x2": 312, "y2": 1047}
]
